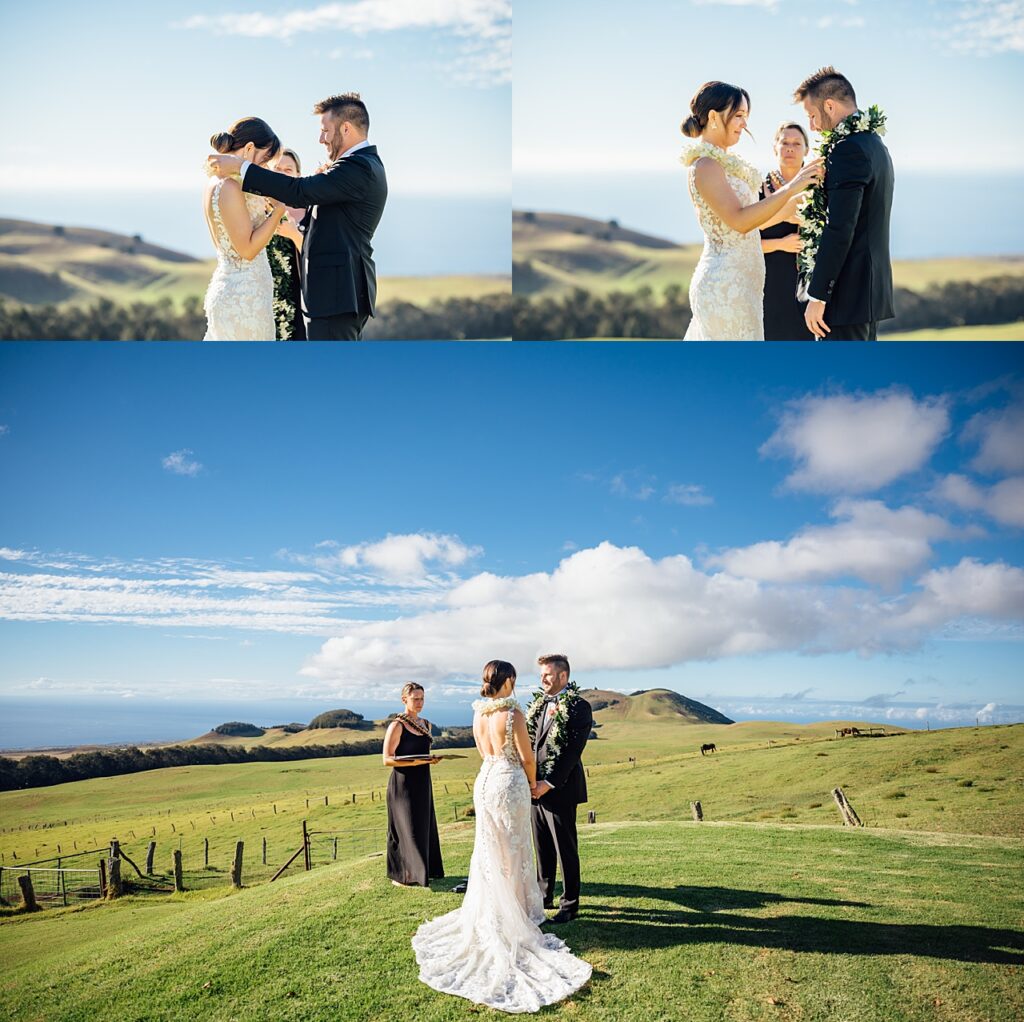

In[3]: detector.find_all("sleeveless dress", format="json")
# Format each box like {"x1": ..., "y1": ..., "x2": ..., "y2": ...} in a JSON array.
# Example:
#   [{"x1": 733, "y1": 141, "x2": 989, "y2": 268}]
[
  {"x1": 203, "y1": 178, "x2": 276, "y2": 341},
  {"x1": 386, "y1": 721, "x2": 444, "y2": 886},
  {"x1": 682, "y1": 142, "x2": 766, "y2": 340},
  {"x1": 759, "y1": 174, "x2": 814, "y2": 341},
  {"x1": 413, "y1": 700, "x2": 592, "y2": 1014}
]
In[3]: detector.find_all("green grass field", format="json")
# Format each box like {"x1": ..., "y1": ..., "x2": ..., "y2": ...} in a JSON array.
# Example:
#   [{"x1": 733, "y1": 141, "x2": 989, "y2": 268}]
[
  {"x1": 885, "y1": 321, "x2": 1024, "y2": 340},
  {"x1": 1, "y1": 720, "x2": 1021, "y2": 1020}
]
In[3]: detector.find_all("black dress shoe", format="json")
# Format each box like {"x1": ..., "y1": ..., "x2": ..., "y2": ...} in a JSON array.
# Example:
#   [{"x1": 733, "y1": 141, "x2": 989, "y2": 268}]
[
  {"x1": 547, "y1": 909, "x2": 578, "y2": 925},
  {"x1": 543, "y1": 901, "x2": 555, "y2": 910},
  {"x1": 452, "y1": 881, "x2": 468, "y2": 893}
]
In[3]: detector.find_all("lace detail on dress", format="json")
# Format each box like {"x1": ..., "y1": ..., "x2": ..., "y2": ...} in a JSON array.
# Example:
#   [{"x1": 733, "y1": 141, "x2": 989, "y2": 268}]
[
  {"x1": 412, "y1": 703, "x2": 591, "y2": 1013},
  {"x1": 681, "y1": 143, "x2": 766, "y2": 340},
  {"x1": 203, "y1": 178, "x2": 276, "y2": 341}
]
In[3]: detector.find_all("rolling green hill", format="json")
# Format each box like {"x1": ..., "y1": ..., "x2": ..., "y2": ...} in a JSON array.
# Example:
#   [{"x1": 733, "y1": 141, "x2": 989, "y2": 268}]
[
  {"x1": 0, "y1": 218, "x2": 509, "y2": 310},
  {"x1": 514, "y1": 210, "x2": 1024, "y2": 300},
  {"x1": 586, "y1": 687, "x2": 735, "y2": 724},
  {"x1": 0, "y1": 722, "x2": 1021, "y2": 1021}
]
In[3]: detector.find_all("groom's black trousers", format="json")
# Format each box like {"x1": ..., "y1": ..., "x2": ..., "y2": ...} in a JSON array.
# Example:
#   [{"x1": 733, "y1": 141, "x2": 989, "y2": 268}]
[
  {"x1": 304, "y1": 313, "x2": 369, "y2": 341},
  {"x1": 532, "y1": 800, "x2": 581, "y2": 914},
  {"x1": 826, "y1": 321, "x2": 878, "y2": 341}
]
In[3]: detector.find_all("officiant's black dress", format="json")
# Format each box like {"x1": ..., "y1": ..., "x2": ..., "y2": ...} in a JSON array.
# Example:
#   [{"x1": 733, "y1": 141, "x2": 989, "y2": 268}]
[
  {"x1": 386, "y1": 725, "x2": 444, "y2": 886},
  {"x1": 759, "y1": 177, "x2": 814, "y2": 341}
]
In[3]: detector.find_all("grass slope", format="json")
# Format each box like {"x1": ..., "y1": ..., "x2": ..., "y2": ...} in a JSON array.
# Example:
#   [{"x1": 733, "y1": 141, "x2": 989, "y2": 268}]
[
  {"x1": 512, "y1": 210, "x2": 1024, "y2": 304},
  {"x1": 0, "y1": 218, "x2": 509, "y2": 309},
  {"x1": 0, "y1": 821, "x2": 1020, "y2": 1021}
]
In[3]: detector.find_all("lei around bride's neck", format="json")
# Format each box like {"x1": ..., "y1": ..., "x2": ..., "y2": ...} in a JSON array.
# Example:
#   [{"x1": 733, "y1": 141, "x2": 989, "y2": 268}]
[{"x1": 473, "y1": 695, "x2": 520, "y2": 714}]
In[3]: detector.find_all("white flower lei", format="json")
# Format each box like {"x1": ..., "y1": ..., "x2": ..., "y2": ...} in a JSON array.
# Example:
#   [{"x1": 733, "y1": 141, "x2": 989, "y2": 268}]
[
  {"x1": 472, "y1": 695, "x2": 520, "y2": 715},
  {"x1": 526, "y1": 681, "x2": 581, "y2": 780},
  {"x1": 681, "y1": 141, "x2": 761, "y2": 195},
  {"x1": 797, "y1": 105, "x2": 887, "y2": 297}
]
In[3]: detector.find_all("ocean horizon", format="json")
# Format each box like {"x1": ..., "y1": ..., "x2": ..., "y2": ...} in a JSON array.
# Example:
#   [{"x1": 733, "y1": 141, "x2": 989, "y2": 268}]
[
  {"x1": 514, "y1": 171, "x2": 1024, "y2": 261},
  {"x1": 2, "y1": 695, "x2": 1019, "y2": 751}
]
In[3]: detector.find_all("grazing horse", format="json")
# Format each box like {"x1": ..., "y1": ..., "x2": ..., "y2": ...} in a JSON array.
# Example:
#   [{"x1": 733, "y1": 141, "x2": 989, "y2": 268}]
[
  {"x1": 835, "y1": 727, "x2": 862, "y2": 738},
  {"x1": 700, "y1": 743, "x2": 717, "y2": 756}
]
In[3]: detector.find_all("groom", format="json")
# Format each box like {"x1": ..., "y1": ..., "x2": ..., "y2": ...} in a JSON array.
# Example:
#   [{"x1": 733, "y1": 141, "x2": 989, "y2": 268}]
[
  {"x1": 530, "y1": 653, "x2": 593, "y2": 925},
  {"x1": 795, "y1": 67, "x2": 894, "y2": 341},
  {"x1": 208, "y1": 92, "x2": 387, "y2": 341}
]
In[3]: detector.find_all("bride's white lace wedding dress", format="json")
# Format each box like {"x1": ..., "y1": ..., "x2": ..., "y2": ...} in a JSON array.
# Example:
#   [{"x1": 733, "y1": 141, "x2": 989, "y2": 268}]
[
  {"x1": 203, "y1": 178, "x2": 275, "y2": 341},
  {"x1": 412, "y1": 699, "x2": 592, "y2": 1014},
  {"x1": 682, "y1": 142, "x2": 765, "y2": 340}
]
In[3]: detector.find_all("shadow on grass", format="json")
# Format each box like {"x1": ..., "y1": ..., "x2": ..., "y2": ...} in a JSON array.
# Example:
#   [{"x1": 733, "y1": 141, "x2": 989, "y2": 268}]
[{"x1": 572, "y1": 883, "x2": 1024, "y2": 965}]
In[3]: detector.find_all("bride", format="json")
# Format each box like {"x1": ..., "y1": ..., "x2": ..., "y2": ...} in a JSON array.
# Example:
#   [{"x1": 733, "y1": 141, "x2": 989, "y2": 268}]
[
  {"x1": 413, "y1": 660, "x2": 592, "y2": 1013},
  {"x1": 681, "y1": 81, "x2": 821, "y2": 340},
  {"x1": 202, "y1": 117, "x2": 285, "y2": 341}
]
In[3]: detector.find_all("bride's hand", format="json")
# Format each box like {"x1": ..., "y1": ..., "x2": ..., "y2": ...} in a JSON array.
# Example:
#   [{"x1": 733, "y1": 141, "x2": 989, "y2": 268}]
[
  {"x1": 789, "y1": 158, "x2": 824, "y2": 194},
  {"x1": 776, "y1": 232, "x2": 804, "y2": 254},
  {"x1": 779, "y1": 192, "x2": 805, "y2": 224},
  {"x1": 268, "y1": 199, "x2": 287, "y2": 218}
]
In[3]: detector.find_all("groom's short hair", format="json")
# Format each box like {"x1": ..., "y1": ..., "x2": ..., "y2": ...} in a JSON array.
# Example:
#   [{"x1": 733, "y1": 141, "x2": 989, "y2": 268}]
[
  {"x1": 313, "y1": 93, "x2": 370, "y2": 132},
  {"x1": 793, "y1": 67, "x2": 857, "y2": 106},
  {"x1": 538, "y1": 653, "x2": 570, "y2": 679}
]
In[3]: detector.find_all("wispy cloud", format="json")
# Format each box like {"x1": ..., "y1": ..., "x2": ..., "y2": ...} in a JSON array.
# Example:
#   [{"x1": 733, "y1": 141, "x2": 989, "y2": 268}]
[
  {"x1": 664, "y1": 484, "x2": 714, "y2": 507},
  {"x1": 935, "y1": 0, "x2": 1024, "y2": 55},
  {"x1": 962, "y1": 400, "x2": 1024, "y2": 474},
  {"x1": 177, "y1": 0, "x2": 512, "y2": 86},
  {"x1": 162, "y1": 449, "x2": 203, "y2": 477},
  {"x1": 0, "y1": 425, "x2": 9, "y2": 437},
  {"x1": 762, "y1": 388, "x2": 950, "y2": 494}
]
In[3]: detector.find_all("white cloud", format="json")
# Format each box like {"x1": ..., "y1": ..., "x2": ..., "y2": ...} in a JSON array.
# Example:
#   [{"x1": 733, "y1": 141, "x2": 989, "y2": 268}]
[
  {"x1": 934, "y1": 473, "x2": 1024, "y2": 528},
  {"x1": 707, "y1": 499, "x2": 953, "y2": 587},
  {"x1": 815, "y1": 14, "x2": 864, "y2": 28},
  {"x1": 937, "y1": 0, "x2": 1024, "y2": 55},
  {"x1": 693, "y1": 0, "x2": 778, "y2": 8},
  {"x1": 610, "y1": 471, "x2": 657, "y2": 501},
  {"x1": 963, "y1": 402, "x2": 1024, "y2": 474},
  {"x1": 177, "y1": 0, "x2": 511, "y2": 86},
  {"x1": 162, "y1": 449, "x2": 203, "y2": 477},
  {"x1": 664, "y1": 484, "x2": 714, "y2": 507},
  {"x1": 299, "y1": 542, "x2": 1024, "y2": 694},
  {"x1": 0, "y1": 424, "x2": 9, "y2": 436},
  {"x1": 292, "y1": 532, "x2": 482, "y2": 582},
  {"x1": 762, "y1": 389, "x2": 950, "y2": 493}
]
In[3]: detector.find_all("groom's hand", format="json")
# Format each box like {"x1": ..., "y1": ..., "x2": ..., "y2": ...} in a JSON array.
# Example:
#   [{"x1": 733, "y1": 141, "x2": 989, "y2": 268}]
[
  {"x1": 531, "y1": 781, "x2": 553, "y2": 799},
  {"x1": 207, "y1": 154, "x2": 244, "y2": 178},
  {"x1": 805, "y1": 299, "x2": 830, "y2": 339}
]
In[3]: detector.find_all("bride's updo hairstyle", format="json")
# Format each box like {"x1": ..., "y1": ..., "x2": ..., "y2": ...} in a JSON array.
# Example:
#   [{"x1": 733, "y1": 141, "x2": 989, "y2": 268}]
[
  {"x1": 481, "y1": 660, "x2": 516, "y2": 698},
  {"x1": 681, "y1": 81, "x2": 751, "y2": 138},
  {"x1": 210, "y1": 117, "x2": 281, "y2": 160}
]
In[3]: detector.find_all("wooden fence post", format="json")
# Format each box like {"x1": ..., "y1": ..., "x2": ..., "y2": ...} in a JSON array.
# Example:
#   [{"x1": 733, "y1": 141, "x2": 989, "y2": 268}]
[
  {"x1": 587, "y1": 811, "x2": 596, "y2": 824},
  {"x1": 302, "y1": 821, "x2": 311, "y2": 871},
  {"x1": 107, "y1": 857, "x2": 123, "y2": 899},
  {"x1": 231, "y1": 842, "x2": 244, "y2": 888},
  {"x1": 324, "y1": 795, "x2": 328, "y2": 807},
  {"x1": 98, "y1": 858, "x2": 107, "y2": 896},
  {"x1": 173, "y1": 850, "x2": 184, "y2": 892},
  {"x1": 18, "y1": 874, "x2": 39, "y2": 912},
  {"x1": 146, "y1": 841, "x2": 156, "y2": 874},
  {"x1": 832, "y1": 787, "x2": 863, "y2": 827},
  {"x1": 691, "y1": 801, "x2": 703, "y2": 822},
  {"x1": 262, "y1": 837, "x2": 267, "y2": 865},
  {"x1": 204, "y1": 837, "x2": 209, "y2": 867},
  {"x1": 333, "y1": 837, "x2": 338, "y2": 860}
]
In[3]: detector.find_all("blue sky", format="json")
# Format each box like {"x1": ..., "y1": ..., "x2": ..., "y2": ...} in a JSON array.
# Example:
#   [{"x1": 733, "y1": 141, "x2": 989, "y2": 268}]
[
  {"x1": 1, "y1": 343, "x2": 1022, "y2": 737},
  {"x1": 514, "y1": 0, "x2": 1024, "y2": 249},
  {"x1": 0, "y1": 1, "x2": 510, "y2": 267}
]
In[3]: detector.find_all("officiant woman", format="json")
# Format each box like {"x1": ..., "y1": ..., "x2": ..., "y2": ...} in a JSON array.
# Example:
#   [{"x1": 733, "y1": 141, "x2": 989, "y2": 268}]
[
  {"x1": 760, "y1": 122, "x2": 815, "y2": 340},
  {"x1": 383, "y1": 682, "x2": 444, "y2": 887}
]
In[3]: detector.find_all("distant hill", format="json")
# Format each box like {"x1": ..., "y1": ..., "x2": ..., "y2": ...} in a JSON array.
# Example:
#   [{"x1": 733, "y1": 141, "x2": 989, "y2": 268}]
[
  {"x1": 0, "y1": 217, "x2": 510, "y2": 311},
  {"x1": 513, "y1": 209, "x2": 1024, "y2": 304},
  {"x1": 581, "y1": 687, "x2": 734, "y2": 725}
]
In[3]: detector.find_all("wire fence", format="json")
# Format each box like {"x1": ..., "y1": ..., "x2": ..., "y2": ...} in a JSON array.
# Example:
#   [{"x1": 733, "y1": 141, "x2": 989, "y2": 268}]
[{"x1": 0, "y1": 865, "x2": 103, "y2": 907}]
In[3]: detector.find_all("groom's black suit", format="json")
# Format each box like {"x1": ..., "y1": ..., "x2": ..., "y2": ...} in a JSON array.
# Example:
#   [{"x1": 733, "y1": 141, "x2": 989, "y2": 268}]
[
  {"x1": 242, "y1": 145, "x2": 387, "y2": 340},
  {"x1": 531, "y1": 693, "x2": 593, "y2": 917},
  {"x1": 808, "y1": 129, "x2": 894, "y2": 341}
]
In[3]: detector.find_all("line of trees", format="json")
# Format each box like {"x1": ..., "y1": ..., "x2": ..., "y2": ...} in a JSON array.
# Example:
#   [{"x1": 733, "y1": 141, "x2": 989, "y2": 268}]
[
  {"x1": 0, "y1": 729, "x2": 475, "y2": 791},
  {"x1": 510, "y1": 276, "x2": 1024, "y2": 339},
  {"x1": 0, "y1": 294, "x2": 513, "y2": 341}
]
